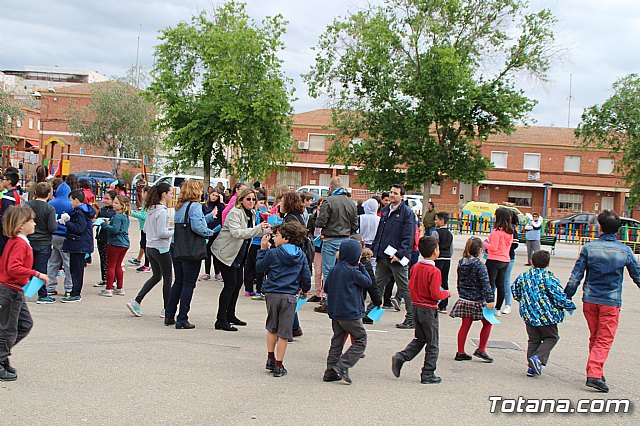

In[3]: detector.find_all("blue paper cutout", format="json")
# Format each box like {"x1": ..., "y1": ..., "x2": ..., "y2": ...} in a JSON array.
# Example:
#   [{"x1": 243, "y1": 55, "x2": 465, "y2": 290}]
[
  {"x1": 295, "y1": 297, "x2": 309, "y2": 312},
  {"x1": 23, "y1": 276, "x2": 45, "y2": 298},
  {"x1": 482, "y1": 307, "x2": 501, "y2": 325},
  {"x1": 367, "y1": 306, "x2": 384, "y2": 322}
]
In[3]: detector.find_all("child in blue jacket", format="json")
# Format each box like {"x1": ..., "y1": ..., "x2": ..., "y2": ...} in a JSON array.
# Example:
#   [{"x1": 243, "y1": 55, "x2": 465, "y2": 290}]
[{"x1": 512, "y1": 250, "x2": 575, "y2": 377}]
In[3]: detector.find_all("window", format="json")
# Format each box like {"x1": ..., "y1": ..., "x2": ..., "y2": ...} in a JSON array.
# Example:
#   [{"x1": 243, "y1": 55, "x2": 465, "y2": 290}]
[
  {"x1": 564, "y1": 156, "x2": 581, "y2": 173},
  {"x1": 491, "y1": 151, "x2": 507, "y2": 169},
  {"x1": 508, "y1": 190, "x2": 532, "y2": 207},
  {"x1": 28, "y1": 117, "x2": 34, "y2": 129},
  {"x1": 478, "y1": 188, "x2": 491, "y2": 202},
  {"x1": 308, "y1": 134, "x2": 327, "y2": 152},
  {"x1": 338, "y1": 174, "x2": 350, "y2": 188},
  {"x1": 276, "y1": 170, "x2": 301, "y2": 188},
  {"x1": 598, "y1": 158, "x2": 614, "y2": 175},
  {"x1": 558, "y1": 193, "x2": 583, "y2": 211},
  {"x1": 523, "y1": 153, "x2": 541, "y2": 171},
  {"x1": 430, "y1": 183, "x2": 441, "y2": 195},
  {"x1": 37, "y1": 119, "x2": 40, "y2": 130},
  {"x1": 319, "y1": 174, "x2": 331, "y2": 186},
  {"x1": 16, "y1": 118, "x2": 22, "y2": 128}
]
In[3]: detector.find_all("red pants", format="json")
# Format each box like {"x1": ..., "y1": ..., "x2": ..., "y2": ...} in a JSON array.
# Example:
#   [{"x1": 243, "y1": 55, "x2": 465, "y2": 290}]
[
  {"x1": 106, "y1": 245, "x2": 129, "y2": 290},
  {"x1": 583, "y1": 301, "x2": 620, "y2": 378}
]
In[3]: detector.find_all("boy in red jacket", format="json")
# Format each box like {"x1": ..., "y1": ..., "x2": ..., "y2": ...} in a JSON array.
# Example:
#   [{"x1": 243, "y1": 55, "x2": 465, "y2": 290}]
[
  {"x1": 391, "y1": 235, "x2": 450, "y2": 384},
  {"x1": 0, "y1": 206, "x2": 50, "y2": 381}
]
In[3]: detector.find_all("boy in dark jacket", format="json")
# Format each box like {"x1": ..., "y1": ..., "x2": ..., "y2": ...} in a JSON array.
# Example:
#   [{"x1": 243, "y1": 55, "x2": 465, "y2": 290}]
[
  {"x1": 430, "y1": 212, "x2": 453, "y2": 314},
  {"x1": 323, "y1": 239, "x2": 372, "y2": 385},
  {"x1": 391, "y1": 236, "x2": 450, "y2": 384},
  {"x1": 60, "y1": 190, "x2": 96, "y2": 303},
  {"x1": 256, "y1": 221, "x2": 311, "y2": 378},
  {"x1": 26, "y1": 182, "x2": 58, "y2": 303},
  {"x1": 47, "y1": 181, "x2": 74, "y2": 295}
]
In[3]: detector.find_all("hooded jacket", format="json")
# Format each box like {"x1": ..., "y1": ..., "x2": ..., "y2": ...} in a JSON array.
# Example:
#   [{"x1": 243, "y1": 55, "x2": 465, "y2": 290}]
[
  {"x1": 256, "y1": 244, "x2": 311, "y2": 295},
  {"x1": 358, "y1": 198, "x2": 380, "y2": 246},
  {"x1": 483, "y1": 228, "x2": 513, "y2": 262},
  {"x1": 456, "y1": 256, "x2": 494, "y2": 302},
  {"x1": 102, "y1": 213, "x2": 130, "y2": 248},
  {"x1": 324, "y1": 239, "x2": 372, "y2": 320},
  {"x1": 49, "y1": 182, "x2": 74, "y2": 236},
  {"x1": 144, "y1": 204, "x2": 172, "y2": 249},
  {"x1": 63, "y1": 203, "x2": 96, "y2": 254}
]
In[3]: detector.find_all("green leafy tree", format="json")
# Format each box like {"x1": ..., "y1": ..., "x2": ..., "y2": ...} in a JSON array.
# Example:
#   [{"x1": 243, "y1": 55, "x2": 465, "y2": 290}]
[
  {"x1": 576, "y1": 73, "x2": 640, "y2": 205},
  {"x1": 68, "y1": 74, "x2": 158, "y2": 177},
  {"x1": 0, "y1": 88, "x2": 24, "y2": 145},
  {"x1": 305, "y1": 0, "x2": 556, "y2": 194},
  {"x1": 146, "y1": 1, "x2": 295, "y2": 188}
]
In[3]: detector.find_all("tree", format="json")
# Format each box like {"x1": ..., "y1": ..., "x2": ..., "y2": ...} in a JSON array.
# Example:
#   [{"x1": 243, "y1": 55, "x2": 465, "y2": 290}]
[
  {"x1": 146, "y1": 1, "x2": 295, "y2": 189},
  {"x1": 68, "y1": 72, "x2": 158, "y2": 177},
  {"x1": 304, "y1": 0, "x2": 556, "y2": 194},
  {"x1": 576, "y1": 73, "x2": 640, "y2": 205},
  {"x1": 0, "y1": 88, "x2": 24, "y2": 145}
]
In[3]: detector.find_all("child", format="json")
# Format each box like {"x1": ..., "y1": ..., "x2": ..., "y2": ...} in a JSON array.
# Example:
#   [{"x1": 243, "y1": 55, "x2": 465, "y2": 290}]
[
  {"x1": 25, "y1": 183, "x2": 58, "y2": 304},
  {"x1": 449, "y1": 237, "x2": 495, "y2": 362},
  {"x1": 483, "y1": 207, "x2": 514, "y2": 313},
  {"x1": 0, "y1": 206, "x2": 50, "y2": 381},
  {"x1": 512, "y1": 250, "x2": 576, "y2": 377},
  {"x1": 430, "y1": 212, "x2": 453, "y2": 314},
  {"x1": 94, "y1": 190, "x2": 117, "y2": 287},
  {"x1": 391, "y1": 236, "x2": 450, "y2": 384},
  {"x1": 246, "y1": 194, "x2": 266, "y2": 298},
  {"x1": 129, "y1": 186, "x2": 150, "y2": 272},
  {"x1": 256, "y1": 222, "x2": 311, "y2": 378},
  {"x1": 349, "y1": 235, "x2": 382, "y2": 325},
  {"x1": 60, "y1": 190, "x2": 96, "y2": 303},
  {"x1": 0, "y1": 171, "x2": 22, "y2": 257},
  {"x1": 46, "y1": 179, "x2": 74, "y2": 296},
  {"x1": 99, "y1": 195, "x2": 131, "y2": 297}
]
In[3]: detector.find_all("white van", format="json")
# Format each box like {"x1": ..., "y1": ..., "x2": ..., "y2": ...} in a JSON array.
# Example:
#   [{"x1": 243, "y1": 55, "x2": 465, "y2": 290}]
[
  {"x1": 151, "y1": 174, "x2": 229, "y2": 195},
  {"x1": 297, "y1": 185, "x2": 331, "y2": 197}
]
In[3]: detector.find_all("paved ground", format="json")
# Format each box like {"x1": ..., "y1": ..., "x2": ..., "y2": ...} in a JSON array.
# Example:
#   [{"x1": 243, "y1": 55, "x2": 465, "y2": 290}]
[{"x1": 1, "y1": 228, "x2": 639, "y2": 424}]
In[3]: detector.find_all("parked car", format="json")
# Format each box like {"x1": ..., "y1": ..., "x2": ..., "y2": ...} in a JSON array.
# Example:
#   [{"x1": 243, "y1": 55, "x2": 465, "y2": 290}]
[
  {"x1": 549, "y1": 213, "x2": 640, "y2": 236},
  {"x1": 75, "y1": 170, "x2": 116, "y2": 187}
]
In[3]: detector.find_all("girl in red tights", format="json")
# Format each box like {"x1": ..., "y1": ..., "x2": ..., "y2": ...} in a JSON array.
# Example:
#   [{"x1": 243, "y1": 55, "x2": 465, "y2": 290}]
[{"x1": 449, "y1": 237, "x2": 496, "y2": 362}]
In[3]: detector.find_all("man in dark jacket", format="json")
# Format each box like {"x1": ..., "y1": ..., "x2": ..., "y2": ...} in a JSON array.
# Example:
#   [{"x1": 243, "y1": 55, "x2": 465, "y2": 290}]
[
  {"x1": 60, "y1": 190, "x2": 96, "y2": 303},
  {"x1": 315, "y1": 177, "x2": 358, "y2": 282},
  {"x1": 323, "y1": 239, "x2": 372, "y2": 384},
  {"x1": 372, "y1": 184, "x2": 416, "y2": 329}
]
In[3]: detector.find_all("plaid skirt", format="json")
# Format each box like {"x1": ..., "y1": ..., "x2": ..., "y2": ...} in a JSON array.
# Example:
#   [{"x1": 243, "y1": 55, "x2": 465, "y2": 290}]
[{"x1": 449, "y1": 298, "x2": 484, "y2": 320}]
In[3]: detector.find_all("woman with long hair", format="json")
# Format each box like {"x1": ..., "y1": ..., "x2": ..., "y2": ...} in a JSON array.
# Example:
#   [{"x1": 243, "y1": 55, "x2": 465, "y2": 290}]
[
  {"x1": 483, "y1": 207, "x2": 514, "y2": 315},
  {"x1": 221, "y1": 181, "x2": 247, "y2": 224},
  {"x1": 200, "y1": 190, "x2": 224, "y2": 281},
  {"x1": 212, "y1": 188, "x2": 270, "y2": 331},
  {"x1": 126, "y1": 183, "x2": 174, "y2": 317},
  {"x1": 164, "y1": 180, "x2": 215, "y2": 329}
]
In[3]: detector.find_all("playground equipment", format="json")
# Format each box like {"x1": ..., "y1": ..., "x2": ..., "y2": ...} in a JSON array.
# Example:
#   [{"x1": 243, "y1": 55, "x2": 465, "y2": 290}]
[{"x1": 41, "y1": 137, "x2": 71, "y2": 178}]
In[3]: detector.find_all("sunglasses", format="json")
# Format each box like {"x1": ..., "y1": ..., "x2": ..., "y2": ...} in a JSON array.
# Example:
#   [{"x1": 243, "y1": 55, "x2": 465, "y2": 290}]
[{"x1": 244, "y1": 197, "x2": 256, "y2": 201}]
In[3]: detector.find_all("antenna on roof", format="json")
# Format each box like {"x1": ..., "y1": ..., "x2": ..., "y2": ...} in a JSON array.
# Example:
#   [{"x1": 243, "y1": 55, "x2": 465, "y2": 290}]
[{"x1": 567, "y1": 73, "x2": 573, "y2": 128}]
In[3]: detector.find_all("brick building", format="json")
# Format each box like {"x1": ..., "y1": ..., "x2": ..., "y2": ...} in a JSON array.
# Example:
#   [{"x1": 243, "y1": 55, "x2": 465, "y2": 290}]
[{"x1": 264, "y1": 109, "x2": 632, "y2": 220}]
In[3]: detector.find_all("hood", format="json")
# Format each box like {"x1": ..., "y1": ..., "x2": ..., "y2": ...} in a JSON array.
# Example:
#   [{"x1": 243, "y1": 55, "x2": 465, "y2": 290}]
[
  {"x1": 276, "y1": 244, "x2": 302, "y2": 266},
  {"x1": 55, "y1": 182, "x2": 71, "y2": 199},
  {"x1": 147, "y1": 204, "x2": 167, "y2": 218},
  {"x1": 338, "y1": 239, "x2": 362, "y2": 266},
  {"x1": 78, "y1": 203, "x2": 96, "y2": 218},
  {"x1": 363, "y1": 198, "x2": 379, "y2": 215}
]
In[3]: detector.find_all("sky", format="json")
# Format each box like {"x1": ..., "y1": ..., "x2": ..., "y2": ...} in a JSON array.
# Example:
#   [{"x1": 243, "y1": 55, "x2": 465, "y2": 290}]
[{"x1": 1, "y1": 0, "x2": 639, "y2": 128}]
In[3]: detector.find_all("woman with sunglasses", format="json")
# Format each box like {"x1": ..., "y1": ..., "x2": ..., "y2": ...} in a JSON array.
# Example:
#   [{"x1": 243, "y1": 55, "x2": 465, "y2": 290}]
[{"x1": 212, "y1": 188, "x2": 270, "y2": 331}]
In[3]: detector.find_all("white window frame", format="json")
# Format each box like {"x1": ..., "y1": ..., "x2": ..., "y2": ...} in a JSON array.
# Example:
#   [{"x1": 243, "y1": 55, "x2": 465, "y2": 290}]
[
  {"x1": 308, "y1": 134, "x2": 329, "y2": 152},
  {"x1": 490, "y1": 151, "x2": 508, "y2": 169},
  {"x1": 37, "y1": 119, "x2": 41, "y2": 130},
  {"x1": 508, "y1": 190, "x2": 533, "y2": 207},
  {"x1": 564, "y1": 156, "x2": 581, "y2": 173},
  {"x1": 430, "y1": 183, "x2": 441, "y2": 195},
  {"x1": 598, "y1": 158, "x2": 614, "y2": 175},
  {"x1": 523, "y1": 153, "x2": 541, "y2": 171},
  {"x1": 28, "y1": 117, "x2": 34, "y2": 129},
  {"x1": 558, "y1": 193, "x2": 583, "y2": 211}
]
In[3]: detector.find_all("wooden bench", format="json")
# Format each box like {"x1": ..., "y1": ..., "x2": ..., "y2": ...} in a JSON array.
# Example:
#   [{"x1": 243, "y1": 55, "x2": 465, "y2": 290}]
[{"x1": 517, "y1": 234, "x2": 558, "y2": 254}]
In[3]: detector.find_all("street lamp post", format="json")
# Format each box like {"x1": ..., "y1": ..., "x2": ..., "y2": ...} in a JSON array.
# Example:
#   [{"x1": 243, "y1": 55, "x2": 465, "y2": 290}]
[{"x1": 542, "y1": 181, "x2": 553, "y2": 218}]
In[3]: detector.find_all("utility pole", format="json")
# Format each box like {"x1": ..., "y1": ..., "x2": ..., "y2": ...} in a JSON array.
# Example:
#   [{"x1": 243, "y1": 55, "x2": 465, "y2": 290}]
[{"x1": 567, "y1": 73, "x2": 573, "y2": 128}]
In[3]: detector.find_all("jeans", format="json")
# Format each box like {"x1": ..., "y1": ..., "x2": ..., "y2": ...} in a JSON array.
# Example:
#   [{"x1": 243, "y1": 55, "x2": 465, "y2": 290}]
[
  {"x1": 486, "y1": 259, "x2": 509, "y2": 311},
  {"x1": 46, "y1": 235, "x2": 72, "y2": 293},
  {"x1": 217, "y1": 262, "x2": 244, "y2": 323},
  {"x1": 526, "y1": 323, "x2": 559, "y2": 366},
  {"x1": 32, "y1": 244, "x2": 52, "y2": 299},
  {"x1": 68, "y1": 252, "x2": 87, "y2": 297},
  {"x1": 376, "y1": 256, "x2": 412, "y2": 322},
  {"x1": 166, "y1": 248, "x2": 202, "y2": 324},
  {"x1": 504, "y1": 258, "x2": 515, "y2": 307},
  {"x1": 326, "y1": 319, "x2": 367, "y2": 370},
  {"x1": 396, "y1": 306, "x2": 439, "y2": 378},
  {"x1": 321, "y1": 238, "x2": 345, "y2": 281},
  {"x1": 135, "y1": 247, "x2": 173, "y2": 308},
  {"x1": 0, "y1": 286, "x2": 33, "y2": 362}
]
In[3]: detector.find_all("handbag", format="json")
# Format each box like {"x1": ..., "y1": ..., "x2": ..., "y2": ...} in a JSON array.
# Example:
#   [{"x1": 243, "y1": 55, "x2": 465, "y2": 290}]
[{"x1": 173, "y1": 202, "x2": 207, "y2": 261}]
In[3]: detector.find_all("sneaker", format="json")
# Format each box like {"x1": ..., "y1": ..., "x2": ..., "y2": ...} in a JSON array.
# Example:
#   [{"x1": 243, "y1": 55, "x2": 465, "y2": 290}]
[
  {"x1": 396, "y1": 320, "x2": 414, "y2": 329},
  {"x1": 36, "y1": 296, "x2": 56, "y2": 304},
  {"x1": 198, "y1": 273, "x2": 211, "y2": 281},
  {"x1": 136, "y1": 266, "x2": 151, "y2": 273},
  {"x1": 0, "y1": 364, "x2": 17, "y2": 382},
  {"x1": 526, "y1": 368, "x2": 536, "y2": 377},
  {"x1": 494, "y1": 310, "x2": 502, "y2": 317},
  {"x1": 529, "y1": 355, "x2": 542, "y2": 376},
  {"x1": 390, "y1": 297, "x2": 401, "y2": 311},
  {"x1": 421, "y1": 374, "x2": 443, "y2": 384},
  {"x1": 126, "y1": 300, "x2": 142, "y2": 317},
  {"x1": 332, "y1": 365, "x2": 352, "y2": 384},
  {"x1": 382, "y1": 305, "x2": 394, "y2": 310},
  {"x1": 244, "y1": 292, "x2": 253, "y2": 297},
  {"x1": 61, "y1": 295, "x2": 82, "y2": 303},
  {"x1": 94, "y1": 281, "x2": 106, "y2": 287},
  {"x1": 501, "y1": 305, "x2": 512, "y2": 315},
  {"x1": 438, "y1": 308, "x2": 447, "y2": 315},
  {"x1": 251, "y1": 293, "x2": 265, "y2": 301},
  {"x1": 214, "y1": 273, "x2": 223, "y2": 281},
  {"x1": 265, "y1": 358, "x2": 276, "y2": 372},
  {"x1": 160, "y1": 309, "x2": 166, "y2": 318},
  {"x1": 272, "y1": 365, "x2": 287, "y2": 377},
  {"x1": 113, "y1": 288, "x2": 125, "y2": 296},
  {"x1": 314, "y1": 304, "x2": 328, "y2": 314},
  {"x1": 128, "y1": 258, "x2": 141, "y2": 266},
  {"x1": 585, "y1": 377, "x2": 609, "y2": 393},
  {"x1": 98, "y1": 289, "x2": 113, "y2": 297},
  {"x1": 308, "y1": 295, "x2": 321, "y2": 303}
]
